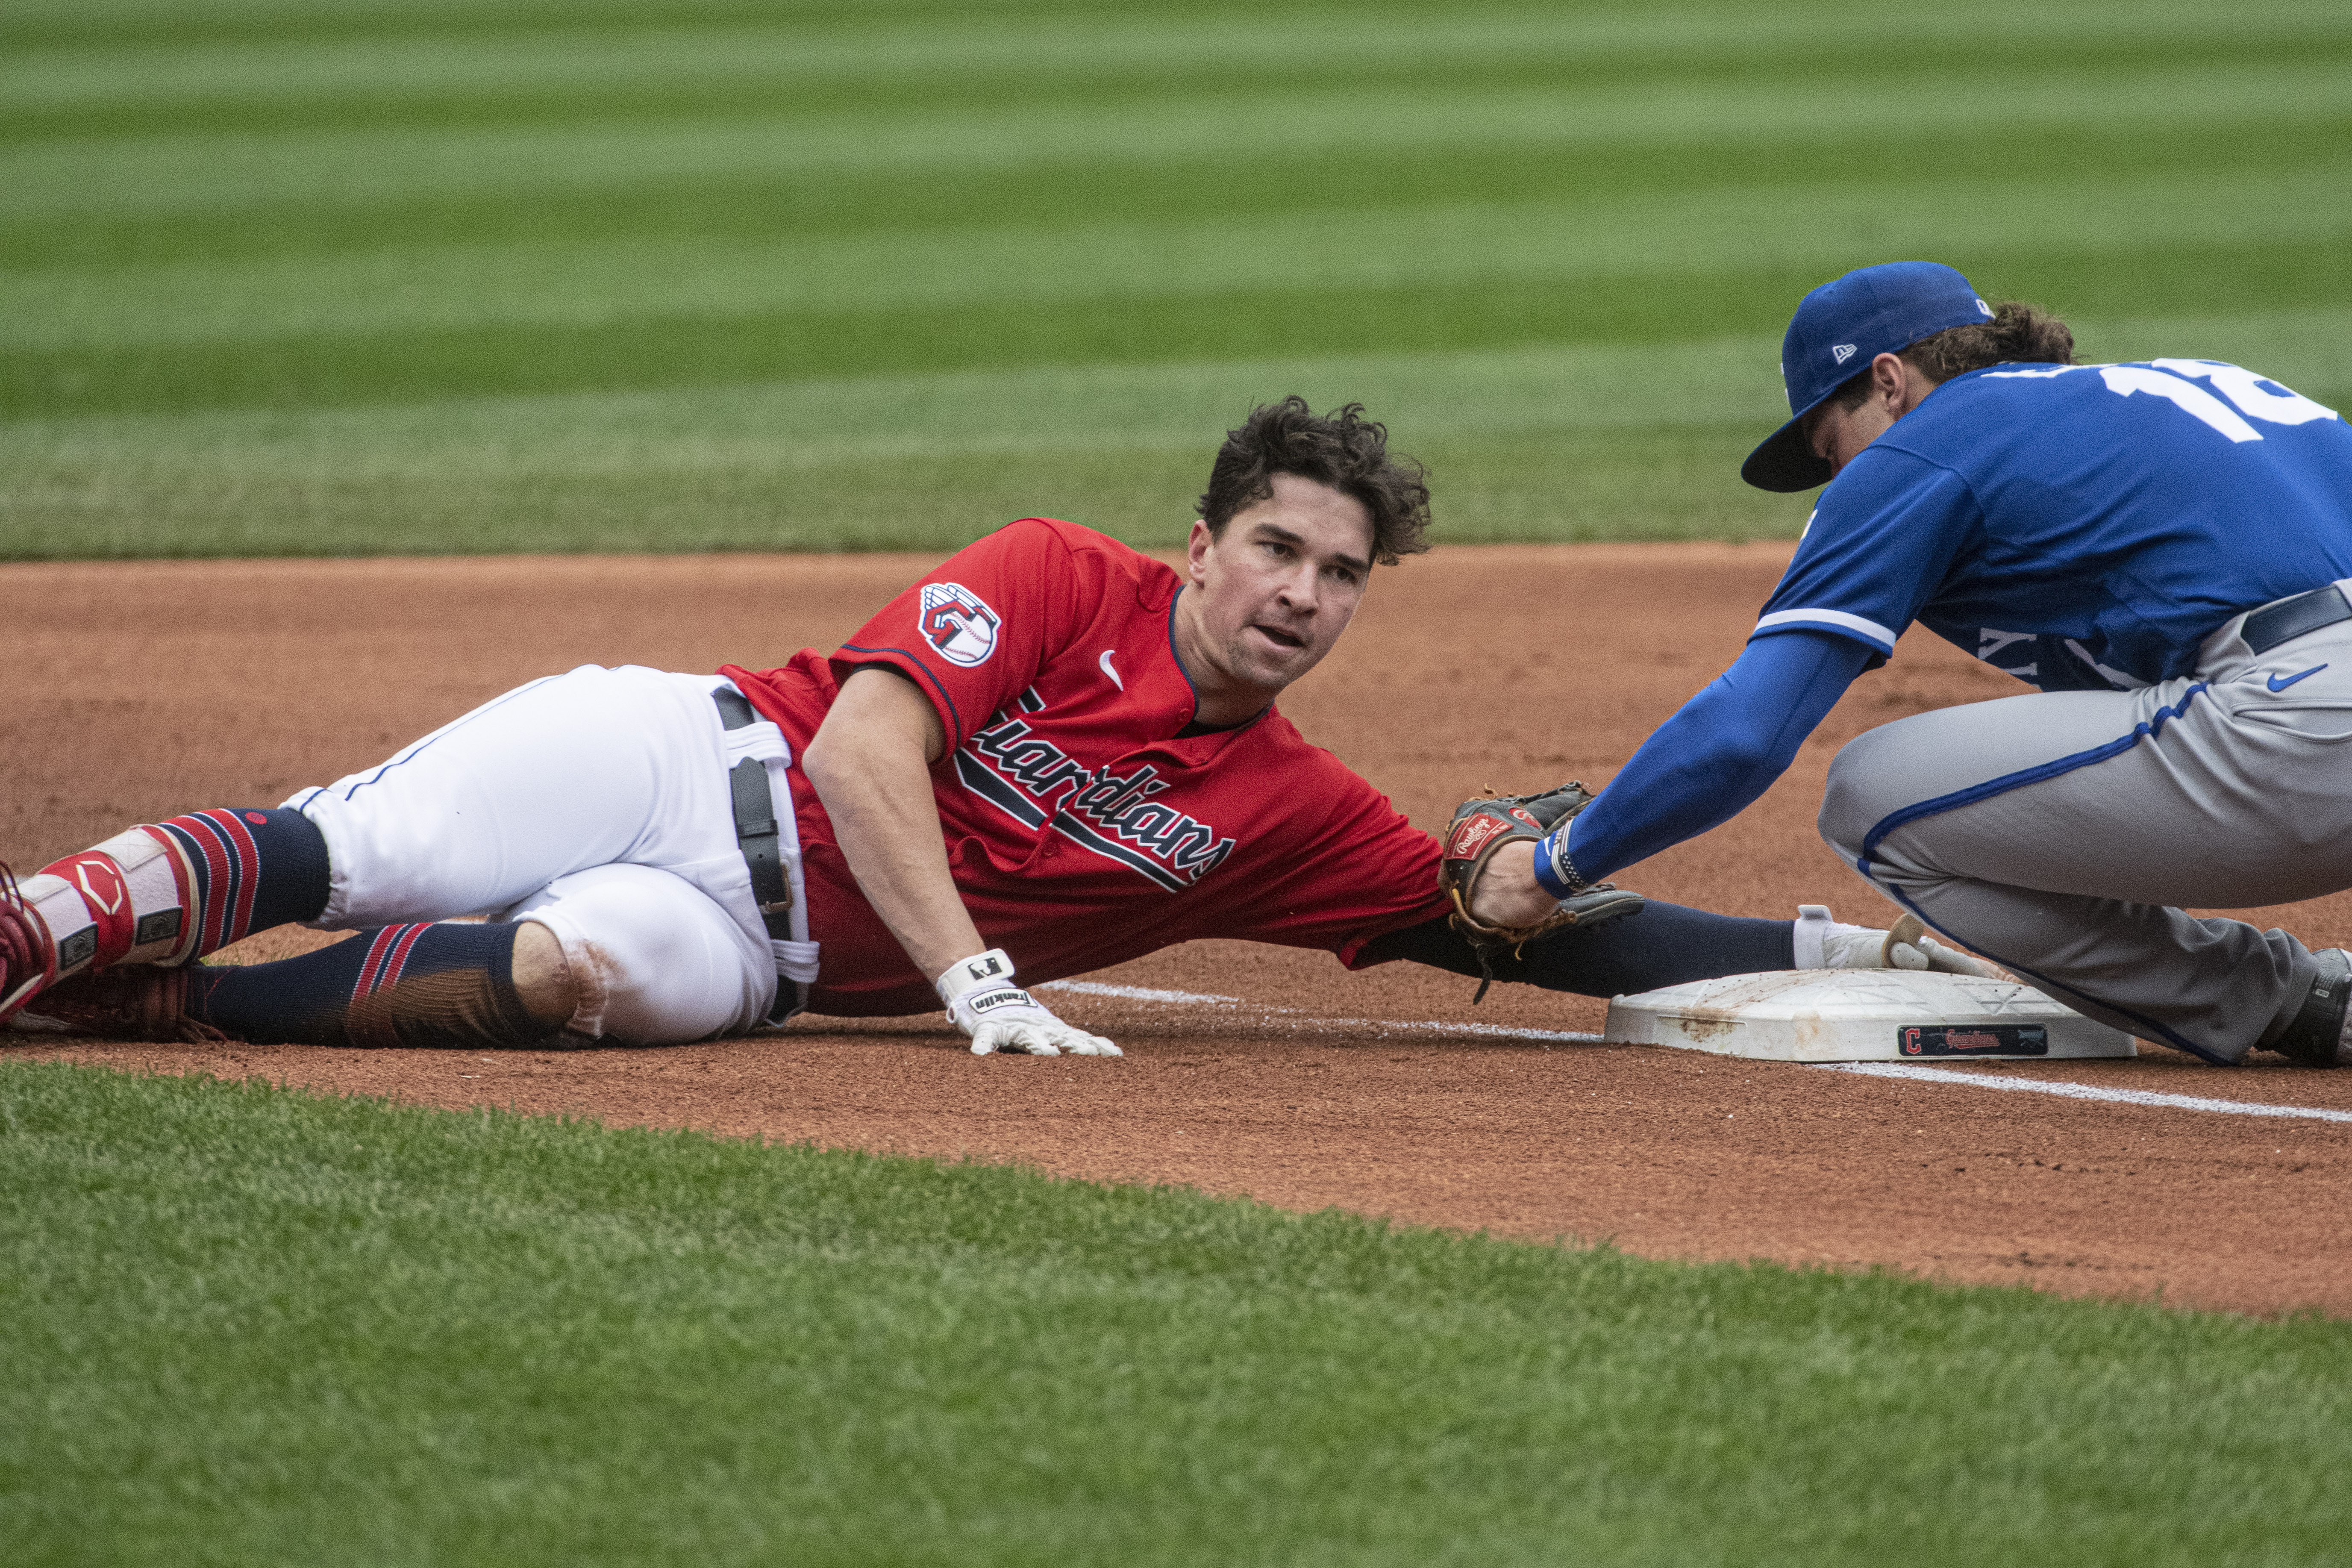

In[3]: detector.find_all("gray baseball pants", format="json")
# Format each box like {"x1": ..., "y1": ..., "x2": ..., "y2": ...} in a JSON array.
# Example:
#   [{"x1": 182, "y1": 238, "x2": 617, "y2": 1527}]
[{"x1": 1819, "y1": 583, "x2": 2352, "y2": 1063}]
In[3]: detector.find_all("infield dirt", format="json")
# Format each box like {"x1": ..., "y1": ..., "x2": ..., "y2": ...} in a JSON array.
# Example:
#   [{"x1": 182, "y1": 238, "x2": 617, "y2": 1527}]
[{"x1": 8, "y1": 544, "x2": 2350, "y2": 1315}]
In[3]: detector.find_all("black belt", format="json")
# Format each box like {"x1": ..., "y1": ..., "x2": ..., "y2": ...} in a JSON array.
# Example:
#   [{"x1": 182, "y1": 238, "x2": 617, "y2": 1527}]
[
  {"x1": 714, "y1": 688, "x2": 792, "y2": 941},
  {"x1": 716, "y1": 688, "x2": 803, "y2": 1026},
  {"x1": 2244, "y1": 584, "x2": 2351, "y2": 655}
]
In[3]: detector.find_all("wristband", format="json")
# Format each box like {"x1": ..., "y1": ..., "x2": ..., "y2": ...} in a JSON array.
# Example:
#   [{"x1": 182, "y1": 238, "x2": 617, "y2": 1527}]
[
  {"x1": 1529, "y1": 829, "x2": 1589, "y2": 900},
  {"x1": 935, "y1": 947, "x2": 1020, "y2": 1009}
]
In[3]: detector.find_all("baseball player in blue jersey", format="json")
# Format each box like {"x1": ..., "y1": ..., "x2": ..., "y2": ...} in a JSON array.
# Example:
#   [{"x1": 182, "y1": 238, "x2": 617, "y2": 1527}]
[{"x1": 1492, "y1": 260, "x2": 2352, "y2": 1067}]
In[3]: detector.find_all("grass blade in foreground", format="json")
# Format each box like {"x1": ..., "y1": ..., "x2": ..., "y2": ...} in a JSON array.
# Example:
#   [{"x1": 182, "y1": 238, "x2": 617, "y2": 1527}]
[{"x1": 1, "y1": 1060, "x2": 2346, "y2": 1565}]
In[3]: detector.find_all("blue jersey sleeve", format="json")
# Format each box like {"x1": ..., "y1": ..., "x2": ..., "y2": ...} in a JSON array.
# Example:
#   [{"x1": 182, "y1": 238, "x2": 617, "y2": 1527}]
[
  {"x1": 1545, "y1": 631, "x2": 1873, "y2": 887},
  {"x1": 1752, "y1": 447, "x2": 1982, "y2": 657}
]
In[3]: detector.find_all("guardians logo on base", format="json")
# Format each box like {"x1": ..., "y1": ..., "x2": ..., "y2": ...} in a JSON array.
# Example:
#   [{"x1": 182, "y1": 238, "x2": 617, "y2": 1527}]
[
  {"x1": 919, "y1": 582, "x2": 1000, "y2": 667},
  {"x1": 1903, "y1": 1024, "x2": 2048, "y2": 1057}
]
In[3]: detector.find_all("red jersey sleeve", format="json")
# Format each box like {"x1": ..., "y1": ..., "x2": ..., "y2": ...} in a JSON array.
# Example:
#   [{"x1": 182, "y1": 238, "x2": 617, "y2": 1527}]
[
  {"x1": 1230, "y1": 752, "x2": 1451, "y2": 961},
  {"x1": 829, "y1": 519, "x2": 1091, "y2": 750}
]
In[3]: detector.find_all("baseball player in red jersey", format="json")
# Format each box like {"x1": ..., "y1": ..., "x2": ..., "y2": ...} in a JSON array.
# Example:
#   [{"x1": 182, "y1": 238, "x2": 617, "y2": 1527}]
[
  {"x1": 727, "y1": 510, "x2": 1447, "y2": 1020},
  {"x1": 2, "y1": 400, "x2": 1949, "y2": 1056}
]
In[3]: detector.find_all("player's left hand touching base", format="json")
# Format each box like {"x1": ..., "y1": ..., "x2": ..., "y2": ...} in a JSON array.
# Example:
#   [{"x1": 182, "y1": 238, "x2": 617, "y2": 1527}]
[{"x1": 935, "y1": 948, "x2": 1121, "y2": 1056}]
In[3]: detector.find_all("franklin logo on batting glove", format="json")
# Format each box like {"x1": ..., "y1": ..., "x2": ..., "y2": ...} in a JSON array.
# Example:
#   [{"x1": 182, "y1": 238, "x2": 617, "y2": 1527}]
[{"x1": 967, "y1": 986, "x2": 1028, "y2": 1014}]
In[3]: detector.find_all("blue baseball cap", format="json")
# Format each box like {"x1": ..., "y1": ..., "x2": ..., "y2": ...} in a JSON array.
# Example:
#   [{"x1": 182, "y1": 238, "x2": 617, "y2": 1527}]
[{"x1": 1740, "y1": 261, "x2": 1995, "y2": 492}]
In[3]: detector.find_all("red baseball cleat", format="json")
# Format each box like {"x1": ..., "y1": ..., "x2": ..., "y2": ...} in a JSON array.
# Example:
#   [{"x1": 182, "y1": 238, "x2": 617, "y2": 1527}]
[
  {"x1": 5, "y1": 961, "x2": 226, "y2": 1044},
  {"x1": 0, "y1": 863, "x2": 60, "y2": 1027}
]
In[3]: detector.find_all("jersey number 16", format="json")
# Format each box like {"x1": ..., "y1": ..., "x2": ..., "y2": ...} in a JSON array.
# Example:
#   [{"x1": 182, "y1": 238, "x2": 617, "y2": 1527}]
[{"x1": 2101, "y1": 359, "x2": 2338, "y2": 444}]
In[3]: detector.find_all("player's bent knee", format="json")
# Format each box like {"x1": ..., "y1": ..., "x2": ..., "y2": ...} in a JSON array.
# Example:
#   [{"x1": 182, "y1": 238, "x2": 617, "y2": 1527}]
[
  {"x1": 503, "y1": 864, "x2": 773, "y2": 1046},
  {"x1": 1817, "y1": 738, "x2": 1889, "y2": 864}
]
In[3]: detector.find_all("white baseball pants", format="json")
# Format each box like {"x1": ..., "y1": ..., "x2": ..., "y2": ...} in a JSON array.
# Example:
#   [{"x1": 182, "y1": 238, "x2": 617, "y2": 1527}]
[{"x1": 286, "y1": 665, "x2": 817, "y2": 1045}]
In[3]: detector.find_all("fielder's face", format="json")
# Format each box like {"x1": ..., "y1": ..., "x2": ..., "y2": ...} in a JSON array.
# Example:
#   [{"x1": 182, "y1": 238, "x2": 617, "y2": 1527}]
[
  {"x1": 1806, "y1": 396, "x2": 1894, "y2": 478},
  {"x1": 1805, "y1": 352, "x2": 1936, "y2": 478},
  {"x1": 1178, "y1": 473, "x2": 1374, "y2": 709}
]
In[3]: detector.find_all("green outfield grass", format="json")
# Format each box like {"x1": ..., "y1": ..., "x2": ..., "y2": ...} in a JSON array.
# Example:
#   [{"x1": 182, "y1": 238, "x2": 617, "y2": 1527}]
[
  {"x1": 4, "y1": 1059, "x2": 2349, "y2": 1567},
  {"x1": 3, "y1": 0, "x2": 2349, "y2": 556}
]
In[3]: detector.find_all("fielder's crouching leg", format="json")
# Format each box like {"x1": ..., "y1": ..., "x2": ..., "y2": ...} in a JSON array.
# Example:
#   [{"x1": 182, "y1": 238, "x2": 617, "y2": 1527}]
[{"x1": 1815, "y1": 690, "x2": 2320, "y2": 1064}]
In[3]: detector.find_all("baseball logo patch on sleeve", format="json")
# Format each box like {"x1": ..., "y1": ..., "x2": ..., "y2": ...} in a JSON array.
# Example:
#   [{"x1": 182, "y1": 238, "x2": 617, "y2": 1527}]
[{"x1": 919, "y1": 582, "x2": 1002, "y2": 667}]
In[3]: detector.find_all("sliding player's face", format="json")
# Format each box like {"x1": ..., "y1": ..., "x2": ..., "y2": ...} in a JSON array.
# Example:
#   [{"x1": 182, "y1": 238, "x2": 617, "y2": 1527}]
[{"x1": 1183, "y1": 474, "x2": 1373, "y2": 698}]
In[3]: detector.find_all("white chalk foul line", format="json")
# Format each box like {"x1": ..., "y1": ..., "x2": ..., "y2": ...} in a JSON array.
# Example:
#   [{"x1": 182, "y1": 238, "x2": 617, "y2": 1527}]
[
  {"x1": 1044, "y1": 980, "x2": 2350, "y2": 1124},
  {"x1": 1817, "y1": 1060, "x2": 2352, "y2": 1124},
  {"x1": 1043, "y1": 980, "x2": 1243, "y2": 1005},
  {"x1": 1376, "y1": 1020, "x2": 1604, "y2": 1046},
  {"x1": 1042, "y1": 979, "x2": 1596, "y2": 1046}
]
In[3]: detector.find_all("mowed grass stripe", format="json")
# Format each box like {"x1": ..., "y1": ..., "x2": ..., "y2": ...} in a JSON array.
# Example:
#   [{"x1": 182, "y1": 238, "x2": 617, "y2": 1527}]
[
  {"x1": 7, "y1": 0, "x2": 2347, "y2": 128},
  {"x1": 9, "y1": 309, "x2": 2343, "y2": 559},
  {"x1": 0, "y1": 336, "x2": 1802, "y2": 556},
  {"x1": 0, "y1": 338, "x2": 1785, "y2": 465},
  {"x1": 9, "y1": 56, "x2": 2349, "y2": 224},
  {"x1": 17, "y1": 311, "x2": 2347, "y2": 471},
  {"x1": 4, "y1": 1061, "x2": 2349, "y2": 1567},
  {"x1": 14, "y1": 167, "x2": 2348, "y2": 353},
  {"x1": 0, "y1": 335, "x2": 1798, "y2": 555},
  {"x1": 16, "y1": 115, "x2": 2338, "y2": 275},
  {"x1": 0, "y1": 0, "x2": 981, "y2": 47},
  {"x1": 11, "y1": 241, "x2": 2345, "y2": 423}
]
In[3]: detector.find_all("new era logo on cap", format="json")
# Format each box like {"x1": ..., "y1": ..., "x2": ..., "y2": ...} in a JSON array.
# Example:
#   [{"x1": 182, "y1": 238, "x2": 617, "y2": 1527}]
[{"x1": 1831, "y1": 343, "x2": 1858, "y2": 365}]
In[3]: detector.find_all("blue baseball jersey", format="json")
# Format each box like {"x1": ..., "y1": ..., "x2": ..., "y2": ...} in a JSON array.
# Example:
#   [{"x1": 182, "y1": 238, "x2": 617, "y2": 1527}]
[{"x1": 1752, "y1": 361, "x2": 2352, "y2": 688}]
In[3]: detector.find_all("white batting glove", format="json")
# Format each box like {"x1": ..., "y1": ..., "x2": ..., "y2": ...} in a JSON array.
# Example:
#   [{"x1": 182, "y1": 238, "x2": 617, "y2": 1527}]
[
  {"x1": 935, "y1": 949, "x2": 1122, "y2": 1057},
  {"x1": 1794, "y1": 906, "x2": 2006, "y2": 979}
]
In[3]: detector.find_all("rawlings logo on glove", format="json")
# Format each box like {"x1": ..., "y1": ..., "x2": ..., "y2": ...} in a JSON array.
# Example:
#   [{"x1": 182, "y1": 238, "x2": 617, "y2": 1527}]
[{"x1": 1445, "y1": 809, "x2": 1532, "y2": 862}]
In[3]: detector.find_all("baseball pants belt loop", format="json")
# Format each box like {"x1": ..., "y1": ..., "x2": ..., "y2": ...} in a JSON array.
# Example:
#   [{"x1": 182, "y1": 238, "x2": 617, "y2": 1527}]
[
  {"x1": 2243, "y1": 584, "x2": 2352, "y2": 655},
  {"x1": 713, "y1": 688, "x2": 813, "y2": 1024}
]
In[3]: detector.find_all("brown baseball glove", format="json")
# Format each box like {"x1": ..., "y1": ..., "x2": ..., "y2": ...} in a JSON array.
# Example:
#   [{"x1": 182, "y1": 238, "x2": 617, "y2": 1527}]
[{"x1": 1441, "y1": 782, "x2": 1644, "y2": 1001}]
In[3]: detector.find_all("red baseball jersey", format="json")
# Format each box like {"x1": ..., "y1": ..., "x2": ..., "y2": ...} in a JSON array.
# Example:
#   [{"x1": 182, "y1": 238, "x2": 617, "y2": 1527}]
[{"x1": 722, "y1": 518, "x2": 1449, "y2": 1014}]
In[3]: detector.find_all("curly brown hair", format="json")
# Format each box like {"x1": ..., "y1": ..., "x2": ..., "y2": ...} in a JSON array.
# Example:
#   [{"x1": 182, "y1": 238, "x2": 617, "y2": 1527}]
[
  {"x1": 1197, "y1": 397, "x2": 1432, "y2": 566},
  {"x1": 1826, "y1": 301, "x2": 2077, "y2": 414}
]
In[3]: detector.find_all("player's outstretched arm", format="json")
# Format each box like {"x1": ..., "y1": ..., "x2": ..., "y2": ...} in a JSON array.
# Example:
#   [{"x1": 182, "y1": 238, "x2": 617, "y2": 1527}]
[
  {"x1": 801, "y1": 668, "x2": 1117, "y2": 1057},
  {"x1": 1540, "y1": 630, "x2": 1873, "y2": 892}
]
